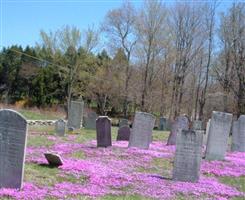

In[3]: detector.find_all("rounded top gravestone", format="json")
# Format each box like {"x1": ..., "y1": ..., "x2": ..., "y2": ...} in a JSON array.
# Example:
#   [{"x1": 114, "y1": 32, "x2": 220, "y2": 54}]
[{"x1": 96, "y1": 116, "x2": 112, "y2": 147}]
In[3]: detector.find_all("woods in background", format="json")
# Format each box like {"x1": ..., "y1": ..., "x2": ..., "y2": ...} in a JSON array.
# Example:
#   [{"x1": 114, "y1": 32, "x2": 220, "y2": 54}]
[{"x1": 0, "y1": 1, "x2": 244, "y2": 120}]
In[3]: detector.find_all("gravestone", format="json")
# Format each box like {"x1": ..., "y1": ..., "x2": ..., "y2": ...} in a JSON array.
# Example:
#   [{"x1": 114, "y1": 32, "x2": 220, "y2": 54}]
[
  {"x1": 231, "y1": 115, "x2": 245, "y2": 152},
  {"x1": 44, "y1": 153, "x2": 63, "y2": 167},
  {"x1": 203, "y1": 119, "x2": 211, "y2": 146},
  {"x1": 128, "y1": 112, "x2": 155, "y2": 149},
  {"x1": 84, "y1": 111, "x2": 97, "y2": 129},
  {"x1": 96, "y1": 116, "x2": 112, "y2": 147},
  {"x1": 159, "y1": 117, "x2": 167, "y2": 131},
  {"x1": 117, "y1": 126, "x2": 130, "y2": 141},
  {"x1": 119, "y1": 119, "x2": 128, "y2": 128},
  {"x1": 173, "y1": 129, "x2": 203, "y2": 182},
  {"x1": 67, "y1": 101, "x2": 84, "y2": 129},
  {"x1": 0, "y1": 109, "x2": 28, "y2": 189},
  {"x1": 55, "y1": 119, "x2": 66, "y2": 136},
  {"x1": 167, "y1": 115, "x2": 189, "y2": 145},
  {"x1": 205, "y1": 111, "x2": 233, "y2": 160},
  {"x1": 192, "y1": 120, "x2": 203, "y2": 130}
]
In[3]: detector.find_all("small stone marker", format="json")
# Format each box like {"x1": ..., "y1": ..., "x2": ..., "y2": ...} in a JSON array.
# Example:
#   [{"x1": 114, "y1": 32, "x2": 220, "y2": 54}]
[
  {"x1": 192, "y1": 120, "x2": 203, "y2": 130},
  {"x1": 117, "y1": 126, "x2": 130, "y2": 141},
  {"x1": 173, "y1": 129, "x2": 203, "y2": 182},
  {"x1": 119, "y1": 118, "x2": 128, "y2": 128},
  {"x1": 55, "y1": 119, "x2": 66, "y2": 136},
  {"x1": 167, "y1": 115, "x2": 189, "y2": 145},
  {"x1": 0, "y1": 109, "x2": 28, "y2": 189},
  {"x1": 67, "y1": 101, "x2": 84, "y2": 129},
  {"x1": 96, "y1": 116, "x2": 112, "y2": 147},
  {"x1": 84, "y1": 111, "x2": 97, "y2": 129},
  {"x1": 44, "y1": 153, "x2": 63, "y2": 167},
  {"x1": 205, "y1": 111, "x2": 233, "y2": 160},
  {"x1": 231, "y1": 115, "x2": 245, "y2": 152},
  {"x1": 128, "y1": 112, "x2": 155, "y2": 149},
  {"x1": 203, "y1": 119, "x2": 211, "y2": 146},
  {"x1": 159, "y1": 117, "x2": 167, "y2": 130}
]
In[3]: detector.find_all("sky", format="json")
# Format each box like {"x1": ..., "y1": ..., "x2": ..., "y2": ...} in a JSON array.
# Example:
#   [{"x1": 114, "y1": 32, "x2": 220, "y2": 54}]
[{"x1": 0, "y1": 0, "x2": 234, "y2": 49}]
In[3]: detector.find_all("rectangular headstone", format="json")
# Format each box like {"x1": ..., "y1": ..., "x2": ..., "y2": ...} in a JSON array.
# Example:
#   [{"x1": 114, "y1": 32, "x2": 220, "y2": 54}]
[
  {"x1": 84, "y1": 111, "x2": 97, "y2": 129},
  {"x1": 205, "y1": 111, "x2": 233, "y2": 160},
  {"x1": 0, "y1": 109, "x2": 28, "y2": 189},
  {"x1": 55, "y1": 119, "x2": 66, "y2": 136},
  {"x1": 128, "y1": 112, "x2": 155, "y2": 149},
  {"x1": 119, "y1": 119, "x2": 128, "y2": 128},
  {"x1": 192, "y1": 120, "x2": 203, "y2": 130},
  {"x1": 173, "y1": 129, "x2": 203, "y2": 183},
  {"x1": 67, "y1": 101, "x2": 84, "y2": 129},
  {"x1": 159, "y1": 117, "x2": 167, "y2": 131},
  {"x1": 231, "y1": 115, "x2": 245, "y2": 152},
  {"x1": 203, "y1": 119, "x2": 211, "y2": 146},
  {"x1": 117, "y1": 126, "x2": 130, "y2": 141},
  {"x1": 96, "y1": 116, "x2": 112, "y2": 147}
]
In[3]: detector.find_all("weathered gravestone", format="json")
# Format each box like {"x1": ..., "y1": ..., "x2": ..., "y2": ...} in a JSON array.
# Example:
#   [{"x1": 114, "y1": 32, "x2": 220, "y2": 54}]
[
  {"x1": 128, "y1": 112, "x2": 155, "y2": 149},
  {"x1": 173, "y1": 129, "x2": 203, "y2": 182},
  {"x1": 44, "y1": 153, "x2": 63, "y2": 167},
  {"x1": 67, "y1": 101, "x2": 84, "y2": 129},
  {"x1": 205, "y1": 111, "x2": 233, "y2": 160},
  {"x1": 55, "y1": 119, "x2": 66, "y2": 136},
  {"x1": 0, "y1": 109, "x2": 28, "y2": 189},
  {"x1": 167, "y1": 115, "x2": 189, "y2": 145},
  {"x1": 84, "y1": 111, "x2": 97, "y2": 129},
  {"x1": 203, "y1": 119, "x2": 211, "y2": 146},
  {"x1": 119, "y1": 119, "x2": 128, "y2": 128},
  {"x1": 192, "y1": 120, "x2": 203, "y2": 130},
  {"x1": 96, "y1": 116, "x2": 112, "y2": 147},
  {"x1": 159, "y1": 117, "x2": 167, "y2": 131},
  {"x1": 231, "y1": 115, "x2": 245, "y2": 152},
  {"x1": 117, "y1": 126, "x2": 130, "y2": 141}
]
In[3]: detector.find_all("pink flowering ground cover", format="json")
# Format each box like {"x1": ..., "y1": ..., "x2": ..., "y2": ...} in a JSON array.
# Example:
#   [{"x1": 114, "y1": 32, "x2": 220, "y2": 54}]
[{"x1": 0, "y1": 129, "x2": 244, "y2": 200}]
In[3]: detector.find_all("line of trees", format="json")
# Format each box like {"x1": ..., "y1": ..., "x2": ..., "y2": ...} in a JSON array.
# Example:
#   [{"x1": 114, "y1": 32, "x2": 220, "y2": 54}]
[{"x1": 0, "y1": 1, "x2": 244, "y2": 120}]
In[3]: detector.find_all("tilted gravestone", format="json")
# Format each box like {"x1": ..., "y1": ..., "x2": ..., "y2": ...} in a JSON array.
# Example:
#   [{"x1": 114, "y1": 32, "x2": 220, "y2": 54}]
[
  {"x1": 96, "y1": 116, "x2": 112, "y2": 147},
  {"x1": 117, "y1": 126, "x2": 130, "y2": 141},
  {"x1": 173, "y1": 129, "x2": 203, "y2": 182},
  {"x1": 84, "y1": 111, "x2": 97, "y2": 129},
  {"x1": 44, "y1": 153, "x2": 63, "y2": 167},
  {"x1": 119, "y1": 119, "x2": 128, "y2": 128},
  {"x1": 128, "y1": 112, "x2": 155, "y2": 149},
  {"x1": 67, "y1": 101, "x2": 84, "y2": 129},
  {"x1": 0, "y1": 109, "x2": 28, "y2": 189},
  {"x1": 205, "y1": 111, "x2": 233, "y2": 160},
  {"x1": 159, "y1": 117, "x2": 167, "y2": 131},
  {"x1": 231, "y1": 115, "x2": 245, "y2": 152},
  {"x1": 55, "y1": 119, "x2": 66, "y2": 136},
  {"x1": 167, "y1": 115, "x2": 189, "y2": 145}
]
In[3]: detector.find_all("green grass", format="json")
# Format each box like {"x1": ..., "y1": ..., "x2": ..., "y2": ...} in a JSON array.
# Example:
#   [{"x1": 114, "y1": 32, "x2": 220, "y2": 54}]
[
  {"x1": 27, "y1": 135, "x2": 55, "y2": 147},
  {"x1": 19, "y1": 109, "x2": 64, "y2": 120},
  {"x1": 219, "y1": 176, "x2": 245, "y2": 193}
]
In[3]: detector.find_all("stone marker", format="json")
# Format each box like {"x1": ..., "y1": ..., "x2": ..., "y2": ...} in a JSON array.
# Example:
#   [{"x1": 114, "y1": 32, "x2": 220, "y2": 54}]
[
  {"x1": 55, "y1": 119, "x2": 66, "y2": 136},
  {"x1": 203, "y1": 119, "x2": 211, "y2": 146},
  {"x1": 128, "y1": 112, "x2": 155, "y2": 149},
  {"x1": 84, "y1": 111, "x2": 97, "y2": 129},
  {"x1": 67, "y1": 101, "x2": 84, "y2": 129},
  {"x1": 173, "y1": 129, "x2": 203, "y2": 182},
  {"x1": 159, "y1": 117, "x2": 167, "y2": 131},
  {"x1": 167, "y1": 115, "x2": 189, "y2": 145},
  {"x1": 96, "y1": 116, "x2": 112, "y2": 147},
  {"x1": 192, "y1": 120, "x2": 203, "y2": 130},
  {"x1": 117, "y1": 126, "x2": 130, "y2": 141},
  {"x1": 205, "y1": 111, "x2": 233, "y2": 160},
  {"x1": 0, "y1": 109, "x2": 28, "y2": 189},
  {"x1": 44, "y1": 153, "x2": 63, "y2": 167},
  {"x1": 231, "y1": 115, "x2": 245, "y2": 152},
  {"x1": 119, "y1": 118, "x2": 128, "y2": 128}
]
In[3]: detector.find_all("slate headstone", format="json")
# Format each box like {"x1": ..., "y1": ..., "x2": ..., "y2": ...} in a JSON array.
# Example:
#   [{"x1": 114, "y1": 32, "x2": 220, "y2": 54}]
[
  {"x1": 96, "y1": 116, "x2": 112, "y2": 147},
  {"x1": 119, "y1": 119, "x2": 128, "y2": 128},
  {"x1": 128, "y1": 112, "x2": 155, "y2": 149},
  {"x1": 44, "y1": 153, "x2": 63, "y2": 167},
  {"x1": 67, "y1": 101, "x2": 84, "y2": 129},
  {"x1": 0, "y1": 109, "x2": 28, "y2": 189},
  {"x1": 117, "y1": 126, "x2": 130, "y2": 141},
  {"x1": 231, "y1": 115, "x2": 245, "y2": 152},
  {"x1": 55, "y1": 119, "x2": 66, "y2": 136},
  {"x1": 173, "y1": 129, "x2": 203, "y2": 182},
  {"x1": 159, "y1": 117, "x2": 167, "y2": 131},
  {"x1": 167, "y1": 115, "x2": 189, "y2": 145},
  {"x1": 84, "y1": 111, "x2": 97, "y2": 129},
  {"x1": 205, "y1": 111, "x2": 233, "y2": 160}
]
